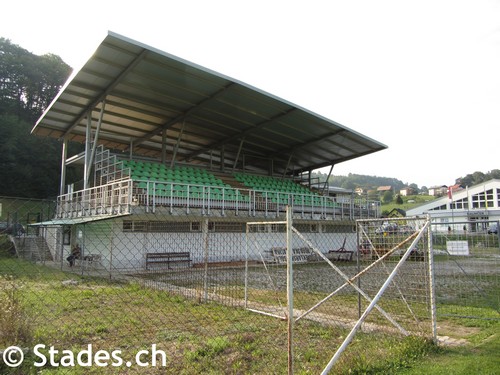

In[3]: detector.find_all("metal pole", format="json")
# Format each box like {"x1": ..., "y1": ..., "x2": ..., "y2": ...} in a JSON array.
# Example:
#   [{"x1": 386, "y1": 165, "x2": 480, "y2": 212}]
[
  {"x1": 109, "y1": 220, "x2": 114, "y2": 280},
  {"x1": 161, "y1": 128, "x2": 167, "y2": 164},
  {"x1": 202, "y1": 218, "x2": 209, "y2": 302},
  {"x1": 232, "y1": 138, "x2": 245, "y2": 171},
  {"x1": 171, "y1": 120, "x2": 185, "y2": 169},
  {"x1": 60, "y1": 227, "x2": 65, "y2": 271},
  {"x1": 86, "y1": 100, "x2": 106, "y2": 181},
  {"x1": 83, "y1": 114, "x2": 92, "y2": 190},
  {"x1": 286, "y1": 206, "x2": 293, "y2": 375},
  {"x1": 357, "y1": 221, "x2": 362, "y2": 318},
  {"x1": 427, "y1": 216, "x2": 437, "y2": 341},
  {"x1": 59, "y1": 138, "x2": 68, "y2": 196},
  {"x1": 244, "y1": 223, "x2": 249, "y2": 308}
]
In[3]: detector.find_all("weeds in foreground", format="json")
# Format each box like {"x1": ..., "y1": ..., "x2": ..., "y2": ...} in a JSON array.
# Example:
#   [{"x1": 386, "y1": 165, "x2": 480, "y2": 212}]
[
  {"x1": 0, "y1": 275, "x2": 33, "y2": 347},
  {"x1": 0, "y1": 252, "x2": 498, "y2": 374}
]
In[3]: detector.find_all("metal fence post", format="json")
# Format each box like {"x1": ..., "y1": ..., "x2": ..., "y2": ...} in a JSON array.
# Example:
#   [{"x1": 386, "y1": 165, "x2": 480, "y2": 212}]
[
  {"x1": 427, "y1": 215, "x2": 437, "y2": 341},
  {"x1": 286, "y1": 206, "x2": 293, "y2": 375},
  {"x1": 203, "y1": 218, "x2": 209, "y2": 302}
]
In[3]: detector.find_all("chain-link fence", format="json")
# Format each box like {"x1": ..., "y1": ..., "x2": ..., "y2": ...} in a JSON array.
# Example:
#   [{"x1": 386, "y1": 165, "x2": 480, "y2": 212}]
[
  {"x1": 431, "y1": 221, "x2": 499, "y2": 320},
  {"x1": 1, "y1": 196, "x2": 498, "y2": 373}
]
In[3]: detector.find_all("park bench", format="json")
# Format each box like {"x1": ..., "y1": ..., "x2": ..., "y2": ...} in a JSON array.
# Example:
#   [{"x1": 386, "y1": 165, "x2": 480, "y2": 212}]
[{"x1": 146, "y1": 252, "x2": 192, "y2": 270}]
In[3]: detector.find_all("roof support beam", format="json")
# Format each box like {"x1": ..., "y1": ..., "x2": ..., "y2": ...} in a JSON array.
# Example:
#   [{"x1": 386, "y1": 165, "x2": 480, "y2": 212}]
[
  {"x1": 161, "y1": 128, "x2": 167, "y2": 164},
  {"x1": 282, "y1": 153, "x2": 294, "y2": 178},
  {"x1": 131, "y1": 83, "x2": 236, "y2": 149},
  {"x1": 85, "y1": 100, "x2": 106, "y2": 186},
  {"x1": 270, "y1": 129, "x2": 346, "y2": 161},
  {"x1": 232, "y1": 138, "x2": 245, "y2": 171},
  {"x1": 322, "y1": 165, "x2": 334, "y2": 195},
  {"x1": 63, "y1": 49, "x2": 149, "y2": 138},
  {"x1": 83, "y1": 113, "x2": 92, "y2": 190},
  {"x1": 170, "y1": 120, "x2": 186, "y2": 168},
  {"x1": 184, "y1": 107, "x2": 296, "y2": 162},
  {"x1": 220, "y1": 146, "x2": 225, "y2": 172},
  {"x1": 59, "y1": 138, "x2": 68, "y2": 196}
]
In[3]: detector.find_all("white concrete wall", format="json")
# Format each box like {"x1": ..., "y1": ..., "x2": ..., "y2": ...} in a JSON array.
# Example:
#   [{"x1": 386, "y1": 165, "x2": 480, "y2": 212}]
[{"x1": 67, "y1": 219, "x2": 358, "y2": 271}]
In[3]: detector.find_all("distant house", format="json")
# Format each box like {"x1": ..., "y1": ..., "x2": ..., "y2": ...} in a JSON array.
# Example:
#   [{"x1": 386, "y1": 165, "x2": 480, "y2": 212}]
[
  {"x1": 377, "y1": 186, "x2": 392, "y2": 192},
  {"x1": 428, "y1": 185, "x2": 447, "y2": 197},
  {"x1": 355, "y1": 187, "x2": 365, "y2": 195},
  {"x1": 448, "y1": 184, "x2": 463, "y2": 196},
  {"x1": 387, "y1": 208, "x2": 406, "y2": 218},
  {"x1": 400, "y1": 187, "x2": 415, "y2": 196}
]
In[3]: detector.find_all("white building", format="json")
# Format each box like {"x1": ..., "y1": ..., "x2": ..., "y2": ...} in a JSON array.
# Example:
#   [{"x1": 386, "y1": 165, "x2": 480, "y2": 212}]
[
  {"x1": 407, "y1": 179, "x2": 500, "y2": 232},
  {"x1": 428, "y1": 186, "x2": 447, "y2": 197}
]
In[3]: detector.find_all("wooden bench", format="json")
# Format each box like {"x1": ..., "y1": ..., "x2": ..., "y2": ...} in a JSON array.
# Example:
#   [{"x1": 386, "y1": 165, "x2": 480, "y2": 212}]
[{"x1": 146, "y1": 252, "x2": 192, "y2": 270}]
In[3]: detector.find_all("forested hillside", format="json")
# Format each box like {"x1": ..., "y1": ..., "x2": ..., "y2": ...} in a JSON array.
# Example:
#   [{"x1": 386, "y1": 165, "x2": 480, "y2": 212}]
[
  {"x1": 312, "y1": 169, "x2": 500, "y2": 193},
  {"x1": 0, "y1": 38, "x2": 74, "y2": 198},
  {"x1": 328, "y1": 174, "x2": 407, "y2": 191}
]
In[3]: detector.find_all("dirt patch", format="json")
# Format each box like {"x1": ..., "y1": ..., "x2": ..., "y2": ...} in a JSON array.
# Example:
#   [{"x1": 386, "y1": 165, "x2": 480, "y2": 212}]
[{"x1": 437, "y1": 321, "x2": 480, "y2": 346}]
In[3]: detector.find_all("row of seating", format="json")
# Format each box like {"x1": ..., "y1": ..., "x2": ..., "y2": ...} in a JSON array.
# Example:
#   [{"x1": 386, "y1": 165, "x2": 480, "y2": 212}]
[
  {"x1": 234, "y1": 172, "x2": 330, "y2": 204},
  {"x1": 122, "y1": 160, "x2": 334, "y2": 207},
  {"x1": 234, "y1": 173, "x2": 311, "y2": 193},
  {"x1": 123, "y1": 161, "x2": 228, "y2": 187}
]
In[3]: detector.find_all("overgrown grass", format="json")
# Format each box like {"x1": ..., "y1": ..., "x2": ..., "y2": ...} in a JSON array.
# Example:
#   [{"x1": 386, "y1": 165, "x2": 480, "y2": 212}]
[
  {"x1": 0, "y1": 275, "x2": 33, "y2": 347},
  {"x1": 0, "y1": 248, "x2": 498, "y2": 374}
]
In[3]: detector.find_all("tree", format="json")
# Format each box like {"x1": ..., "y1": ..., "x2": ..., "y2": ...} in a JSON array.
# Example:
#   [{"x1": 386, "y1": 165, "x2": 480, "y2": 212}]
[
  {"x1": 382, "y1": 190, "x2": 394, "y2": 204},
  {"x1": 395, "y1": 194, "x2": 403, "y2": 205},
  {"x1": 409, "y1": 183, "x2": 419, "y2": 195},
  {"x1": 490, "y1": 169, "x2": 500, "y2": 180},
  {"x1": 0, "y1": 37, "x2": 73, "y2": 198},
  {"x1": 458, "y1": 170, "x2": 500, "y2": 187},
  {"x1": 0, "y1": 38, "x2": 71, "y2": 121}
]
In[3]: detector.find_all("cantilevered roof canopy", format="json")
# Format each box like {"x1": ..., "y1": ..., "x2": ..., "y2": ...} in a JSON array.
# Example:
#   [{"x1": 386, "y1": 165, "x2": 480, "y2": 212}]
[{"x1": 33, "y1": 31, "x2": 386, "y2": 175}]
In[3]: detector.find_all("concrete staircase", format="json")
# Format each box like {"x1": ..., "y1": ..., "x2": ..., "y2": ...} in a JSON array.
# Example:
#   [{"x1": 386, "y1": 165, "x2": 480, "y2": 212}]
[{"x1": 11, "y1": 236, "x2": 53, "y2": 262}]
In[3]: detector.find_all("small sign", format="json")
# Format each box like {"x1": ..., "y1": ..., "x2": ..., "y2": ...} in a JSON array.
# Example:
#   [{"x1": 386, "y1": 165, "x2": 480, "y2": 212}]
[{"x1": 446, "y1": 241, "x2": 469, "y2": 256}]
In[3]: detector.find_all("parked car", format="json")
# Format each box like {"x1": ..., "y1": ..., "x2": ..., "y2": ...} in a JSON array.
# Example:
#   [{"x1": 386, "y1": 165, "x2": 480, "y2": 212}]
[
  {"x1": 488, "y1": 223, "x2": 498, "y2": 234},
  {"x1": 398, "y1": 225, "x2": 414, "y2": 234},
  {"x1": 375, "y1": 222, "x2": 399, "y2": 234}
]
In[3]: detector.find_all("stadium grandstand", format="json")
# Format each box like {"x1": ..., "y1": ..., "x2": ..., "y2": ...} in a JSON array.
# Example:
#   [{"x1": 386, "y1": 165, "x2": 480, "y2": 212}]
[{"x1": 31, "y1": 31, "x2": 387, "y2": 270}]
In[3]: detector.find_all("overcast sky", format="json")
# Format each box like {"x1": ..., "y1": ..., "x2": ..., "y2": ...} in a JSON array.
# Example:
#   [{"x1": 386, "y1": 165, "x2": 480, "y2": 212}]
[{"x1": 1, "y1": 0, "x2": 499, "y2": 188}]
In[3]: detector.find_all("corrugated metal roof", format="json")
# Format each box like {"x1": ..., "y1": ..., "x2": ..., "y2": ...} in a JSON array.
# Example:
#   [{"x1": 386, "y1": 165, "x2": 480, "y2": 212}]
[{"x1": 32, "y1": 31, "x2": 387, "y2": 175}]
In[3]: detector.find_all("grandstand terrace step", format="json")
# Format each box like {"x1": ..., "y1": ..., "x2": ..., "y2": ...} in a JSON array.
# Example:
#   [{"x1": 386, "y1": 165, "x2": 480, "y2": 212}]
[
  {"x1": 120, "y1": 161, "x2": 228, "y2": 188},
  {"x1": 210, "y1": 171, "x2": 249, "y2": 191}
]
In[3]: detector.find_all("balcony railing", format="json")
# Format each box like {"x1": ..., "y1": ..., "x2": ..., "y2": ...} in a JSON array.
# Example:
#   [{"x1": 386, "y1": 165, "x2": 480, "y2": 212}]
[
  {"x1": 56, "y1": 179, "x2": 380, "y2": 220},
  {"x1": 56, "y1": 179, "x2": 132, "y2": 219},
  {"x1": 132, "y1": 180, "x2": 379, "y2": 220}
]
